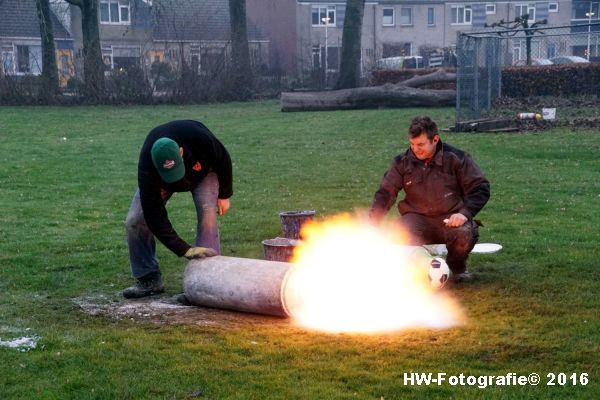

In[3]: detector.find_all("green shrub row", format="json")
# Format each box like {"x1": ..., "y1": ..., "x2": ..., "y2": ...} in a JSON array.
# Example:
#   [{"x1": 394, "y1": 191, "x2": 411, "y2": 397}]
[
  {"x1": 501, "y1": 63, "x2": 600, "y2": 97},
  {"x1": 370, "y1": 64, "x2": 600, "y2": 98}
]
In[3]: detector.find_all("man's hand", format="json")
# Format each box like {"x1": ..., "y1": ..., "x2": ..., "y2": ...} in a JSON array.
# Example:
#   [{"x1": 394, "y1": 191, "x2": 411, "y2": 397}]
[
  {"x1": 217, "y1": 198, "x2": 230, "y2": 216},
  {"x1": 184, "y1": 247, "x2": 218, "y2": 260},
  {"x1": 443, "y1": 213, "x2": 468, "y2": 228}
]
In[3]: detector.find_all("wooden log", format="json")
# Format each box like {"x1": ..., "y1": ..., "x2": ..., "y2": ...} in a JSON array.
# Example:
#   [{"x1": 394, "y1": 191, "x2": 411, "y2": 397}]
[
  {"x1": 281, "y1": 85, "x2": 455, "y2": 112},
  {"x1": 400, "y1": 69, "x2": 456, "y2": 88},
  {"x1": 281, "y1": 68, "x2": 456, "y2": 112}
]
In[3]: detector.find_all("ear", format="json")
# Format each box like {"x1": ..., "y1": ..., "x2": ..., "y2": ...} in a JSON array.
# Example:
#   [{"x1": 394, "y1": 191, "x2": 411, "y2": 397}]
[
  {"x1": 432, "y1": 134, "x2": 440, "y2": 144},
  {"x1": 180, "y1": 147, "x2": 184, "y2": 156}
]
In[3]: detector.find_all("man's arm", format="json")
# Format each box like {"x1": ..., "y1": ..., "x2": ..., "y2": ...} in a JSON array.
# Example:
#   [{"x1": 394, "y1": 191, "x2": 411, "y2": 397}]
[
  {"x1": 457, "y1": 154, "x2": 490, "y2": 219},
  {"x1": 138, "y1": 172, "x2": 191, "y2": 257},
  {"x1": 369, "y1": 160, "x2": 404, "y2": 224}
]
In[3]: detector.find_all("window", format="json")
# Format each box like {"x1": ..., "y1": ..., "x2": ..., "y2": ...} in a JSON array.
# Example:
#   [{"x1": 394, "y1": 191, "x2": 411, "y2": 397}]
[
  {"x1": 191, "y1": 45, "x2": 200, "y2": 74},
  {"x1": 12, "y1": 45, "x2": 41, "y2": 75},
  {"x1": 382, "y1": 42, "x2": 412, "y2": 58},
  {"x1": 383, "y1": 8, "x2": 395, "y2": 26},
  {"x1": 60, "y1": 55, "x2": 69, "y2": 76},
  {"x1": 311, "y1": 45, "x2": 339, "y2": 71},
  {"x1": 113, "y1": 46, "x2": 140, "y2": 70},
  {"x1": 1, "y1": 45, "x2": 15, "y2": 74},
  {"x1": 548, "y1": 3, "x2": 558, "y2": 13},
  {"x1": 312, "y1": 5, "x2": 336, "y2": 26},
  {"x1": 324, "y1": 45, "x2": 340, "y2": 71},
  {"x1": 512, "y1": 42, "x2": 522, "y2": 63},
  {"x1": 428, "y1": 8, "x2": 435, "y2": 25},
  {"x1": 400, "y1": 7, "x2": 412, "y2": 25},
  {"x1": 17, "y1": 46, "x2": 30, "y2": 73},
  {"x1": 515, "y1": 4, "x2": 535, "y2": 22},
  {"x1": 451, "y1": 5, "x2": 472, "y2": 24},
  {"x1": 572, "y1": 2, "x2": 599, "y2": 20},
  {"x1": 312, "y1": 45, "x2": 321, "y2": 69},
  {"x1": 200, "y1": 48, "x2": 226, "y2": 75},
  {"x1": 100, "y1": 0, "x2": 130, "y2": 24},
  {"x1": 486, "y1": 4, "x2": 496, "y2": 15},
  {"x1": 102, "y1": 47, "x2": 113, "y2": 71}
]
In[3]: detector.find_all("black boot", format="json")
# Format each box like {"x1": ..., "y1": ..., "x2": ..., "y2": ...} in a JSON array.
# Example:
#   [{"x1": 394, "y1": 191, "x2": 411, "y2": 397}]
[{"x1": 123, "y1": 272, "x2": 164, "y2": 299}]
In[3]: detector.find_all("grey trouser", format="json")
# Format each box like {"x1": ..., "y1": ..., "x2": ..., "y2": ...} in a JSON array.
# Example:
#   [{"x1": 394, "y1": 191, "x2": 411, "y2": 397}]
[{"x1": 125, "y1": 172, "x2": 220, "y2": 279}]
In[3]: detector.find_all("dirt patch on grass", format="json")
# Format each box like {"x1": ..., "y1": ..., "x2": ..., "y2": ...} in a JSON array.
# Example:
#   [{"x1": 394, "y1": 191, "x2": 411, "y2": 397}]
[{"x1": 73, "y1": 295, "x2": 290, "y2": 328}]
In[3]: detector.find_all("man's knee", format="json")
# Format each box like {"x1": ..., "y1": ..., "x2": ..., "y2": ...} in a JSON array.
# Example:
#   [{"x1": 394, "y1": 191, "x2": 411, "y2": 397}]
[
  {"x1": 400, "y1": 213, "x2": 427, "y2": 244},
  {"x1": 125, "y1": 211, "x2": 146, "y2": 233},
  {"x1": 447, "y1": 223, "x2": 478, "y2": 254}
]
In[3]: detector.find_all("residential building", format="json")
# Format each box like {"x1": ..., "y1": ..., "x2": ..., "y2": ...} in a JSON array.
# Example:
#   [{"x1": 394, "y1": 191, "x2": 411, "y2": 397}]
[
  {"x1": 0, "y1": 0, "x2": 74, "y2": 87},
  {"x1": 294, "y1": 1, "x2": 573, "y2": 74},
  {"x1": 68, "y1": 0, "x2": 269, "y2": 77},
  {"x1": 2, "y1": 0, "x2": 269, "y2": 88}
]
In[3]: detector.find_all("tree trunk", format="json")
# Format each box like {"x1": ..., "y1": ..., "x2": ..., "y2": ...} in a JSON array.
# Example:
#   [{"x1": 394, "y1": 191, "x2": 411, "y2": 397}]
[
  {"x1": 66, "y1": 0, "x2": 104, "y2": 101},
  {"x1": 229, "y1": 0, "x2": 253, "y2": 100},
  {"x1": 281, "y1": 69, "x2": 456, "y2": 112},
  {"x1": 36, "y1": 0, "x2": 59, "y2": 102},
  {"x1": 335, "y1": 0, "x2": 365, "y2": 90}
]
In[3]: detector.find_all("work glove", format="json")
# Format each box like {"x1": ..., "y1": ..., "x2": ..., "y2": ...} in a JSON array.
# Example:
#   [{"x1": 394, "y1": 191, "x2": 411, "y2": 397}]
[{"x1": 184, "y1": 247, "x2": 218, "y2": 260}]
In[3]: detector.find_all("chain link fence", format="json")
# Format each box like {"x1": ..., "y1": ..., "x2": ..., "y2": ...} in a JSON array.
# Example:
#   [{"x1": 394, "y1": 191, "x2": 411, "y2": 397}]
[{"x1": 456, "y1": 22, "x2": 600, "y2": 129}]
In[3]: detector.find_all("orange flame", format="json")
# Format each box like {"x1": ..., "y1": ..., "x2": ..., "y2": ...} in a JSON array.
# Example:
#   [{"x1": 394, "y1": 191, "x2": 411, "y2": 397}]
[{"x1": 282, "y1": 214, "x2": 464, "y2": 333}]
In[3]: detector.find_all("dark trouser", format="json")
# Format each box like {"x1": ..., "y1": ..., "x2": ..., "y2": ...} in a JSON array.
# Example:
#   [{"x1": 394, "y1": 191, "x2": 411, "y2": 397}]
[{"x1": 400, "y1": 213, "x2": 479, "y2": 274}]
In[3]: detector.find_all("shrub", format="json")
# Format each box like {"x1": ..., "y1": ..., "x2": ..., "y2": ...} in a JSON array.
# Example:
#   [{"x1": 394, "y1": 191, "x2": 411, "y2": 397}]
[
  {"x1": 502, "y1": 63, "x2": 600, "y2": 97},
  {"x1": 105, "y1": 66, "x2": 153, "y2": 104}
]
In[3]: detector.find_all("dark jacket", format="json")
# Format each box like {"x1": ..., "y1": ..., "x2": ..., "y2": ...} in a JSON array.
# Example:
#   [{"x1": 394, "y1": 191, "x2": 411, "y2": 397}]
[
  {"x1": 370, "y1": 141, "x2": 490, "y2": 222},
  {"x1": 138, "y1": 120, "x2": 233, "y2": 256}
]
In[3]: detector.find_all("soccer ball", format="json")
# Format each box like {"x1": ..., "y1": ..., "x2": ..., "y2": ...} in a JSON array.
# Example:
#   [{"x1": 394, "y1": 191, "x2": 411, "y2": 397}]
[{"x1": 428, "y1": 257, "x2": 450, "y2": 289}]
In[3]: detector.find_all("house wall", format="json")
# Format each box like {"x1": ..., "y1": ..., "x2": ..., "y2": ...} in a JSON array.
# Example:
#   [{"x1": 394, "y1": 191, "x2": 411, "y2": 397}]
[
  {"x1": 247, "y1": 0, "x2": 297, "y2": 73},
  {"x1": 70, "y1": 2, "x2": 153, "y2": 74}
]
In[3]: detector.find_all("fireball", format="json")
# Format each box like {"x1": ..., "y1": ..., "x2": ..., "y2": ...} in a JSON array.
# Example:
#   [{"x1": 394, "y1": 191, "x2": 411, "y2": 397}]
[{"x1": 282, "y1": 214, "x2": 464, "y2": 333}]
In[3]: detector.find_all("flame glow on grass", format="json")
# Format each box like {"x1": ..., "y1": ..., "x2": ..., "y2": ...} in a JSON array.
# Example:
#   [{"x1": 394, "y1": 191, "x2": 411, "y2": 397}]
[{"x1": 282, "y1": 214, "x2": 464, "y2": 333}]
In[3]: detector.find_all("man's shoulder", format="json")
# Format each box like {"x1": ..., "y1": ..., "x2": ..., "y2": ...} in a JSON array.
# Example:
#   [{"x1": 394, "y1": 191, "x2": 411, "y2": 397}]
[
  {"x1": 442, "y1": 142, "x2": 468, "y2": 160},
  {"x1": 392, "y1": 149, "x2": 411, "y2": 164},
  {"x1": 148, "y1": 120, "x2": 212, "y2": 138}
]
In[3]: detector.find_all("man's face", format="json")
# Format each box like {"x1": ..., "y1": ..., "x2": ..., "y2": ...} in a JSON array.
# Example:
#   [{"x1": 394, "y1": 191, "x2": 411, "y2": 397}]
[{"x1": 409, "y1": 132, "x2": 439, "y2": 160}]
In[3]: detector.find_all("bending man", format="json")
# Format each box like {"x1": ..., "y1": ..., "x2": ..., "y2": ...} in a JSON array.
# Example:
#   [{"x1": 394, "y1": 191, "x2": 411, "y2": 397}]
[{"x1": 123, "y1": 120, "x2": 233, "y2": 298}]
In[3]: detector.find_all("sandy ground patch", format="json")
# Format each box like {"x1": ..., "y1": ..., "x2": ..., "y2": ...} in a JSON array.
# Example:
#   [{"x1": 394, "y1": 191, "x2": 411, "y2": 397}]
[{"x1": 72, "y1": 294, "x2": 290, "y2": 328}]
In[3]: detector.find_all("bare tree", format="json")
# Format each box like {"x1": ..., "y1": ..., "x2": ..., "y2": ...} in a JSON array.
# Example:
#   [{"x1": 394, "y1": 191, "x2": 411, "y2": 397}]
[
  {"x1": 36, "y1": 0, "x2": 60, "y2": 101},
  {"x1": 64, "y1": 0, "x2": 104, "y2": 100},
  {"x1": 229, "y1": 0, "x2": 253, "y2": 99},
  {"x1": 486, "y1": 15, "x2": 547, "y2": 66},
  {"x1": 335, "y1": 0, "x2": 365, "y2": 90}
]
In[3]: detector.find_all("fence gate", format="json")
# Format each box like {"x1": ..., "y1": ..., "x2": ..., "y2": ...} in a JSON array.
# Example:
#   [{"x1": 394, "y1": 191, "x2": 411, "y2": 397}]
[{"x1": 456, "y1": 32, "x2": 502, "y2": 126}]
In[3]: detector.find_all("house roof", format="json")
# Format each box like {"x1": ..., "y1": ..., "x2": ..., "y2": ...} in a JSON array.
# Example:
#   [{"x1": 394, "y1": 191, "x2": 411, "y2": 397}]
[
  {"x1": 152, "y1": 0, "x2": 267, "y2": 42},
  {"x1": 0, "y1": 0, "x2": 71, "y2": 40}
]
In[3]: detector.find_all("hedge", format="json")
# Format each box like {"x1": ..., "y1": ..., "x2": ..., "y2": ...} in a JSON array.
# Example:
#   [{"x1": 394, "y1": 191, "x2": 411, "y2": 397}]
[
  {"x1": 370, "y1": 64, "x2": 600, "y2": 98},
  {"x1": 501, "y1": 63, "x2": 600, "y2": 97}
]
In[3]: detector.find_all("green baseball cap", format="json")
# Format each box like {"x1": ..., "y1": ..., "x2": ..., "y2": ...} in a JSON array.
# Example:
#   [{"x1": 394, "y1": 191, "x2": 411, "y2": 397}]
[{"x1": 150, "y1": 138, "x2": 185, "y2": 183}]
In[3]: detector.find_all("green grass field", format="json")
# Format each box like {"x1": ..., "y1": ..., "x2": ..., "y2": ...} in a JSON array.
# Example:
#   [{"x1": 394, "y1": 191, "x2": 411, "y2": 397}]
[{"x1": 0, "y1": 101, "x2": 598, "y2": 399}]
